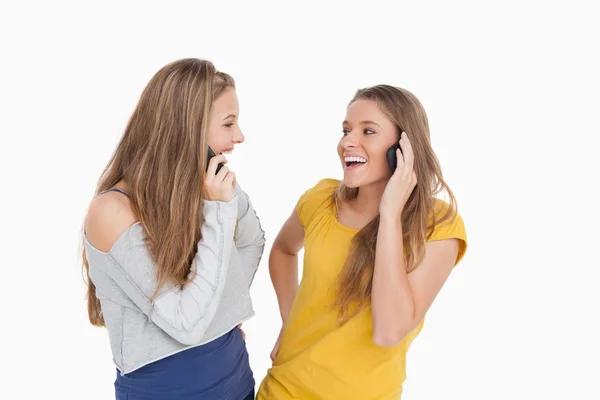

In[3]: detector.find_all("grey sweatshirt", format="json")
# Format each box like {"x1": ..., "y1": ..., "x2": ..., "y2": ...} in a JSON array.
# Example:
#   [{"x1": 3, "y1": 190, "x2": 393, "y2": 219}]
[{"x1": 83, "y1": 184, "x2": 265, "y2": 374}]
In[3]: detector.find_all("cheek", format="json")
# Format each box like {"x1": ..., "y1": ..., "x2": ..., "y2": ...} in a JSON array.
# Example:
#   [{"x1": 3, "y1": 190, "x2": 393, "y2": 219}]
[
  {"x1": 207, "y1": 121, "x2": 218, "y2": 140},
  {"x1": 367, "y1": 145, "x2": 392, "y2": 172},
  {"x1": 207, "y1": 126, "x2": 226, "y2": 150},
  {"x1": 337, "y1": 141, "x2": 344, "y2": 158}
]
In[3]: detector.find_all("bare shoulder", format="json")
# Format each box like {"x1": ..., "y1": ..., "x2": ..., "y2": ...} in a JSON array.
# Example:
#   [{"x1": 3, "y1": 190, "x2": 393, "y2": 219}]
[{"x1": 85, "y1": 192, "x2": 138, "y2": 253}]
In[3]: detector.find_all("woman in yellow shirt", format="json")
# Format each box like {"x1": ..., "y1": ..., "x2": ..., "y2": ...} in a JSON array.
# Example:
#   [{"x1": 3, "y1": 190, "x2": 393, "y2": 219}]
[{"x1": 256, "y1": 85, "x2": 467, "y2": 399}]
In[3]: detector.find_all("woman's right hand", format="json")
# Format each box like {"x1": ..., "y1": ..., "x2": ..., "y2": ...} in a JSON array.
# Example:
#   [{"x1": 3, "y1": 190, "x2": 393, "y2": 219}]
[
  {"x1": 270, "y1": 325, "x2": 284, "y2": 363},
  {"x1": 203, "y1": 154, "x2": 236, "y2": 202}
]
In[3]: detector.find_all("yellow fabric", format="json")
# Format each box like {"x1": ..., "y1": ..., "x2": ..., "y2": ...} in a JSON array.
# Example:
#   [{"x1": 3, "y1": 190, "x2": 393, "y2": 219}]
[{"x1": 257, "y1": 179, "x2": 467, "y2": 400}]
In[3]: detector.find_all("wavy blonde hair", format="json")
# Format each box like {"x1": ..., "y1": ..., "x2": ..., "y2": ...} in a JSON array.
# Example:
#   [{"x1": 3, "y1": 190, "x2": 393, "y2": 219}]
[
  {"x1": 82, "y1": 58, "x2": 235, "y2": 326},
  {"x1": 334, "y1": 85, "x2": 456, "y2": 322}
]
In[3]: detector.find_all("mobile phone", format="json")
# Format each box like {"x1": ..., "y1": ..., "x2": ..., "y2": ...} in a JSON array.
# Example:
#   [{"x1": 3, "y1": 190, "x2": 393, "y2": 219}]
[
  {"x1": 207, "y1": 146, "x2": 224, "y2": 174},
  {"x1": 386, "y1": 142, "x2": 402, "y2": 171}
]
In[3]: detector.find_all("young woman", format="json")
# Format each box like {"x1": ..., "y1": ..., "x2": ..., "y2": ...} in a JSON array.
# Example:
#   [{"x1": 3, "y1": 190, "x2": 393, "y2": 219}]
[
  {"x1": 82, "y1": 58, "x2": 265, "y2": 400},
  {"x1": 257, "y1": 85, "x2": 468, "y2": 399}
]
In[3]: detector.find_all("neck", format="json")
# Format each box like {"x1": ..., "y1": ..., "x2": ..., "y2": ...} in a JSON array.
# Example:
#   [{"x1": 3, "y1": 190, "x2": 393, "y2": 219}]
[
  {"x1": 349, "y1": 179, "x2": 388, "y2": 221},
  {"x1": 110, "y1": 180, "x2": 130, "y2": 195},
  {"x1": 115, "y1": 180, "x2": 128, "y2": 191}
]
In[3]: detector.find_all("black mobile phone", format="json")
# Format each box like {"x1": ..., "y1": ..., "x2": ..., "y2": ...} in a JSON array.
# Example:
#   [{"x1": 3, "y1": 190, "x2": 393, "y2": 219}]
[
  {"x1": 386, "y1": 142, "x2": 402, "y2": 171},
  {"x1": 207, "y1": 146, "x2": 224, "y2": 174}
]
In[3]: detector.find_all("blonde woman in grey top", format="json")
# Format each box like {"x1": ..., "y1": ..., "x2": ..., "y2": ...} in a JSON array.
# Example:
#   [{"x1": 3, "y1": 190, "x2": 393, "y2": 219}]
[{"x1": 81, "y1": 58, "x2": 264, "y2": 400}]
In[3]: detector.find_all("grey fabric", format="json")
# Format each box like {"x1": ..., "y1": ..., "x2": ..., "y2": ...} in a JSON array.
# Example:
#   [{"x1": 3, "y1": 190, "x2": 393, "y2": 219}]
[{"x1": 83, "y1": 184, "x2": 265, "y2": 374}]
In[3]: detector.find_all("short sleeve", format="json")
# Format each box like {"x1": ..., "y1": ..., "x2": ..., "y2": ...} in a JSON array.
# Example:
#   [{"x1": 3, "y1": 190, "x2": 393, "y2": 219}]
[
  {"x1": 295, "y1": 179, "x2": 339, "y2": 231},
  {"x1": 428, "y1": 199, "x2": 467, "y2": 265}
]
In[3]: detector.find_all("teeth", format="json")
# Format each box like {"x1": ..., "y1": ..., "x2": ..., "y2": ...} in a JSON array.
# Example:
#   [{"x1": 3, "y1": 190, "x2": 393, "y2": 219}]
[{"x1": 344, "y1": 156, "x2": 367, "y2": 163}]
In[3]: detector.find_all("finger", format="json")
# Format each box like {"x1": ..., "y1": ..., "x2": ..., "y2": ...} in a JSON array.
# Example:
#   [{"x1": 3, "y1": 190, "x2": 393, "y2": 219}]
[
  {"x1": 236, "y1": 323, "x2": 246, "y2": 339},
  {"x1": 214, "y1": 165, "x2": 230, "y2": 182},
  {"x1": 395, "y1": 148, "x2": 405, "y2": 171},
  {"x1": 223, "y1": 171, "x2": 236, "y2": 187},
  {"x1": 400, "y1": 132, "x2": 415, "y2": 173},
  {"x1": 207, "y1": 154, "x2": 228, "y2": 176}
]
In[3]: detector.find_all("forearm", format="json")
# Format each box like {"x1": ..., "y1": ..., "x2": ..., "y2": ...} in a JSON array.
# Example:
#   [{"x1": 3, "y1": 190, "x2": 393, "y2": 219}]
[
  {"x1": 106, "y1": 197, "x2": 239, "y2": 345},
  {"x1": 269, "y1": 247, "x2": 299, "y2": 322},
  {"x1": 371, "y1": 217, "x2": 416, "y2": 346},
  {"x1": 151, "y1": 197, "x2": 238, "y2": 344}
]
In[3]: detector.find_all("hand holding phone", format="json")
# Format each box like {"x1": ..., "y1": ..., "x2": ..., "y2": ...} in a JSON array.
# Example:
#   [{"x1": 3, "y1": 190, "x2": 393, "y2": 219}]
[
  {"x1": 207, "y1": 146, "x2": 224, "y2": 174},
  {"x1": 386, "y1": 142, "x2": 402, "y2": 171},
  {"x1": 204, "y1": 151, "x2": 235, "y2": 202},
  {"x1": 380, "y1": 131, "x2": 417, "y2": 218}
]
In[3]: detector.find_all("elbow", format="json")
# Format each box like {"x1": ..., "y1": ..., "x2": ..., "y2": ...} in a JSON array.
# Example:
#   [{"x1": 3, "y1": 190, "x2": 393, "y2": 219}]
[
  {"x1": 177, "y1": 335, "x2": 202, "y2": 346},
  {"x1": 170, "y1": 316, "x2": 211, "y2": 345},
  {"x1": 176, "y1": 327, "x2": 212, "y2": 345},
  {"x1": 372, "y1": 331, "x2": 405, "y2": 347},
  {"x1": 257, "y1": 230, "x2": 267, "y2": 247},
  {"x1": 269, "y1": 245, "x2": 296, "y2": 263},
  {"x1": 236, "y1": 227, "x2": 265, "y2": 251},
  {"x1": 153, "y1": 319, "x2": 209, "y2": 346},
  {"x1": 372, "y1": 322, "x2": 417, "y2": 347},
  {"x1": 249, "y1": 229, "x2": 266, "y2": 253}
]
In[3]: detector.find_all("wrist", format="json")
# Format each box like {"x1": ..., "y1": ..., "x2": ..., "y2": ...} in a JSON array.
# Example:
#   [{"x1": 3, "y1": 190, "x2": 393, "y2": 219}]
[
  {"x1": 203, "y1": 195, "x2": 238, "y2": 220},
  {"x1": 379, "y1": 209, "x2": 403, "y2": 223},
  {"x1": 204, "y1": 193, "x2": 237, "y2": 204}
]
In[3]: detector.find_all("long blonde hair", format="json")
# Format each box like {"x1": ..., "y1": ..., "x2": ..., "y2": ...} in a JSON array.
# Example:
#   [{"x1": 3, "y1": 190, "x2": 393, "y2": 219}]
[
  {"x1": 83, "y1": 58, "x2": 235, "y2": 327},
  {"x1": 334, "y1": 85, "x2": 456, "y2": 322}
]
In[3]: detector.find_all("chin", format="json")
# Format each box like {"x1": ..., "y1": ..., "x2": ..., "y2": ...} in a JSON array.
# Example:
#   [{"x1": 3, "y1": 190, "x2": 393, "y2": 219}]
[
  {"x1": 342, "y1": 176, "x2": 361, "y2": 189},
  {"x1": 343, "y1": 174, "x2": 389, "y2": 189}
]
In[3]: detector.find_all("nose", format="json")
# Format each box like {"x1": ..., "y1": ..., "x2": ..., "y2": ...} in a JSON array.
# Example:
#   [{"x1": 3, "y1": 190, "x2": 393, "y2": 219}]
[
  {"x1": 341, "y1": 130, "x2": 359, "y2": 149},
  {"x1": 233, "y1": 127, "x2": 245, "y2": 144}
]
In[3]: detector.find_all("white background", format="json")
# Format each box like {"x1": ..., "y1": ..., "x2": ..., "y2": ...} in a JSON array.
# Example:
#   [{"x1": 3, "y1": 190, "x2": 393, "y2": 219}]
[{"x1": 1, "y1": 1, "x2": 598, "y2": 399}]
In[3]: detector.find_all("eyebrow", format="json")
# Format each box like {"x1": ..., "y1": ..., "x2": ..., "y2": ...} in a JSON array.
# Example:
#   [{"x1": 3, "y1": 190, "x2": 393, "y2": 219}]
[
  {"x1": 222, "y1": 114, "x2": 237, "y2": 121},
  {"x1": 342, "y1": 120, "x2": 381, "y2": 127}
]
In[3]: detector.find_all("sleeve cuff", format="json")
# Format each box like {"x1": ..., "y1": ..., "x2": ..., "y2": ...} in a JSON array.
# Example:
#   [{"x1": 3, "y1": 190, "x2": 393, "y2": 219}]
[{"x1": 203, "y1": 195, "x2": 239, "y2": 222}]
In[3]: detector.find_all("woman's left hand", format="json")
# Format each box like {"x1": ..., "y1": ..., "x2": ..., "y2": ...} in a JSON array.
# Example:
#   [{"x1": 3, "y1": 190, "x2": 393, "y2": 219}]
[
  {"x1": 237, "y1": 323, "x2": 246, "y2": 340},
  {"x1": 379, "y1": 132, "x2": 418, "y2": 219}
]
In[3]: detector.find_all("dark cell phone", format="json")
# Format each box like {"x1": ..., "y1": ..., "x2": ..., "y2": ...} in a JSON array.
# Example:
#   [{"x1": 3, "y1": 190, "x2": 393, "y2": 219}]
[
  {"x1": 386, "y1": 142, "x2": 402, "y2": 171},
  {"x1": 207, "y1": 146, "x2": 224, "y2": 174}
]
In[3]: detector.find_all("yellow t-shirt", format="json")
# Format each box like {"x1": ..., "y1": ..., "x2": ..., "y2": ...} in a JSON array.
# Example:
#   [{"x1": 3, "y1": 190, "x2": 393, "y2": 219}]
[{"x1": 257, "y1": 179, "x2": 467, "y2": 400}]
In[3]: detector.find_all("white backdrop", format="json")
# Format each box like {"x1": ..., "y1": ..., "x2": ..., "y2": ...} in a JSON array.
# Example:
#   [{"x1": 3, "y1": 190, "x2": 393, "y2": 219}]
[{"x1": 1, "y1": 1, "x2": 598, "y2": 399}]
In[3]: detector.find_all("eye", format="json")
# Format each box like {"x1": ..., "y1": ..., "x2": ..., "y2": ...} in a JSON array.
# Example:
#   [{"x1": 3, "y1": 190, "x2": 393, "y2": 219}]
[
  {"x1": 224, "y1": 122, "x2": 234, "y2": 128},
  {"x1": 342, "y1": 129, "x2": 350, "y2": 137},
  {"x1": 363, "y1": 128, "x2": 375, "y2": 135}
]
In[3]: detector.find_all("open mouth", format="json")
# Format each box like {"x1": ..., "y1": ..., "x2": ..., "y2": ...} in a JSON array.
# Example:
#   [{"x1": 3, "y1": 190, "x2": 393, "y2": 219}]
[{"x1": 344, "y1": 156, "x2": 367, "y2": 169}]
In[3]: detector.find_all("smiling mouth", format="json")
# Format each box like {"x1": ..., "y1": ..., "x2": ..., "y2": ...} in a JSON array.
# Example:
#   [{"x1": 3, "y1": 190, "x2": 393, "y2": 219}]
[
  {"x1": 344, "y1": 156, "x2": 368, "y2": 169},
  {"x1": 345, "y1": 162, "x2": 367, "y2": 170}
]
